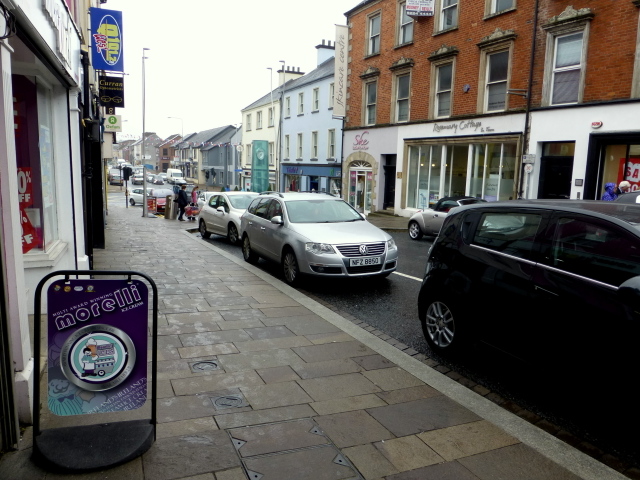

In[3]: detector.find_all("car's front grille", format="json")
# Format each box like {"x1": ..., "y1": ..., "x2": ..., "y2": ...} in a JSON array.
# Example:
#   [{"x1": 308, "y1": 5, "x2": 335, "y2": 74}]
[{"x1": 336, "y1": 242, "x2": 386, "y2": 257}]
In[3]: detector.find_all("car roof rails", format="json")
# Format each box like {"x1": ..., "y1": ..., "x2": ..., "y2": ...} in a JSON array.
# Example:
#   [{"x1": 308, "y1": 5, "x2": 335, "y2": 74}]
[{"x1": 259, "y1": 191, "x2": 284, "y2": 197}]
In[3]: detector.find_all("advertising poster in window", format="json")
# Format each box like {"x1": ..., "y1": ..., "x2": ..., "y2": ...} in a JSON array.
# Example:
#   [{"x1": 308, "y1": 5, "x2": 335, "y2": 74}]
[
  {"x1": 406, "y1": 0, "x2": 434, "y2": 16},
  {"x1": 47, "y1": 279, "x2": 148, "y2": 416},
  {"x1": 18, "y1": 167, "x2": 40, "y2": 253},
  {"x1": 620, "y1": 157, "x2": 640, "y2": 192},
  {"x1": 251, "y1": 140, "x2": 269, "y2": 192}
]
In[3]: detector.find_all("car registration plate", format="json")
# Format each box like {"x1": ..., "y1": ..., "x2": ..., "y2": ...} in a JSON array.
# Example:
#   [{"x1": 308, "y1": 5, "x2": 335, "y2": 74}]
[{"x1": 349, "y1": 257, "x2": 381, "y2": 267}]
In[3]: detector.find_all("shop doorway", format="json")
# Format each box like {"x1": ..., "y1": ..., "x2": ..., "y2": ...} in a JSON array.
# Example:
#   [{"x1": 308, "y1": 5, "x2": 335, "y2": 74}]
[
  {"x1": 538, "y1": 157, "x2": 573, "y2": 199},
  {"x1": 348, "y1": 161, "x2": 373, "y2": 213},
  {"x1": 383, "y1": 155, "x2": 396, "y2": 210}
]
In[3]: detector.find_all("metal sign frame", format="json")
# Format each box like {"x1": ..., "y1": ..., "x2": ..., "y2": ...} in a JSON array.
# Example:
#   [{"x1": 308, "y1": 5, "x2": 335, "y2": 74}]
[{"x1": 32, "y1": 270, "x2": 158, "y2": 472}]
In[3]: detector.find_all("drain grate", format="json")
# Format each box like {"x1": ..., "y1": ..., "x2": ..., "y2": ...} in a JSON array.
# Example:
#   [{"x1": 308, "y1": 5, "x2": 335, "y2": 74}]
[
  {"x1": 189, "y1": 360, "x2": 220, "y2": 373},
  {"x1": 210, "y1": 394, "x2": 248, "y2": 410}
]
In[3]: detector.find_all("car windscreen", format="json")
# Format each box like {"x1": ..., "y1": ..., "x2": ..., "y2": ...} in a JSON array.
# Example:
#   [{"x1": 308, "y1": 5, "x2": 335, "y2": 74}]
[
  {"x1": 228, "y1": 195, "x2": 258, "y2": 210},
  {"x1": 285, "y1": 199, "x2": 364, "y2": 223}
]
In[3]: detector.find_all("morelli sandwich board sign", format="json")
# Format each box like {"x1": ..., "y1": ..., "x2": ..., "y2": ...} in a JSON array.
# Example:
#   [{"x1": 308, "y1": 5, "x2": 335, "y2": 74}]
[{"x1": 32, "y1": 271, "x2": 158, "y2": 472}]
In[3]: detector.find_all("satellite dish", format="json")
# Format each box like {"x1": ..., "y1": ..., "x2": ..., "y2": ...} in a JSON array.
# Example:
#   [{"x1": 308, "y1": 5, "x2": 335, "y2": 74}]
[{"x1": 236, "y1": 145, "x2": 243, "y2": 152}]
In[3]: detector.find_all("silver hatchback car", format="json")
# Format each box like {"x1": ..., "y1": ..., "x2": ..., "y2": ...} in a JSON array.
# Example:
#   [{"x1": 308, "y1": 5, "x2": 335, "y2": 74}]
[{"x1": 240, "y1": 192, "x2": 398, "y2": 285}]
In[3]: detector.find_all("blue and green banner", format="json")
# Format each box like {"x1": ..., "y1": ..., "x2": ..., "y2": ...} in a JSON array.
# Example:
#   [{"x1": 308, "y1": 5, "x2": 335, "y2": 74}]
[
  {"x1": 90, "y1": 8, "x2": 124, "y2": 72},
  {"x1": 251, "y1": 140, "x2": 270, "y2": 192}
]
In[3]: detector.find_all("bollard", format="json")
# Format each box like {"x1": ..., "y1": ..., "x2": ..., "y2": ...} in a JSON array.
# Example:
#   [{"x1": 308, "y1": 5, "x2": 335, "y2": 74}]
[{"x1": 165, "y1": 195, "x2": 178, "y2": 220}]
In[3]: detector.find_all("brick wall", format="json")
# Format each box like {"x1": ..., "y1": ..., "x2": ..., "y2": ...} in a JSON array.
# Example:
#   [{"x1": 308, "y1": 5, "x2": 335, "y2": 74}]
[{"x1": 345, "y1": 0, "x2": 639, "y2": 129}]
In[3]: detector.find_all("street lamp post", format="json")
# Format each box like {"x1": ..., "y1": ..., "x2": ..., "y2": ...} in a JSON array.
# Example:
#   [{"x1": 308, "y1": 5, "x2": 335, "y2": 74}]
[
  {"x1": 142, "y1": 47, "x2": 151, "y2": 218},
  {"x1": 278, "y1": 60, "x2": 286, "y2": 192}
]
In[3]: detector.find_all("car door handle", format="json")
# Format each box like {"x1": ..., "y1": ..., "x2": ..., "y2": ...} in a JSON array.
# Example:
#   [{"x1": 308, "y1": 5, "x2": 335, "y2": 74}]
[{"x1": 260, "y1": 227, "x2": 266, "y2": 231}]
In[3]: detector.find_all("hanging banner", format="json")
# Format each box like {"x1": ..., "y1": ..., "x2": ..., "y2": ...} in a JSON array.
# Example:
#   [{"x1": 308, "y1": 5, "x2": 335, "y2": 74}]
[
  {"x1": 406, "y1": 0, "x2": 435, "y2": 16},
  {"x1": 251, "y1": 140, "x2": 270, "y2": 192},
  {"x1": 333, "y1": 25, "x2": 348, "y2": 117},
  {"x1": 99, "y1": 75, "x2": 125, "y2": 108},
  {"x1": 47, "y1": 279, "x2": 148, "y2": 416},
  {"x1": 90, "y1": 8, "x2": 124, "y2": 72}
]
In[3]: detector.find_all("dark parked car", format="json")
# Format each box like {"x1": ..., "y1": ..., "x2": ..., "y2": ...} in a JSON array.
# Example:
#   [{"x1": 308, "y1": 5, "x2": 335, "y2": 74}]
[
  {"x1": 614, "y1": 190, "x2": 640, "y2": 204},
  {"x1": 148, "y1": 188, "x2": 175, "y2": 214},
  {"x1": 408, "y1": 196, "x2": 486, "y2": 239},
  {"x1": 417, "y1": 200, "x2": 640, "y2": 367}
]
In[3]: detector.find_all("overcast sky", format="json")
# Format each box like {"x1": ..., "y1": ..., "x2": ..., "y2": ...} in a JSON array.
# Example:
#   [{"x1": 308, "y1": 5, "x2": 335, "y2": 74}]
[{"x1": 104, "y1": 0, "x2": 352, "y2": 141}]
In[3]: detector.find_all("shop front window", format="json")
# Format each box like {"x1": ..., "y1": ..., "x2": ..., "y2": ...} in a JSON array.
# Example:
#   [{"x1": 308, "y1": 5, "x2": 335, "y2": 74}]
[
  {"x1": 14, "y1": 75, "x2": 59, "y2": 254},
  {"x1": 408, "y1": 141, "x2": 517, "y2": 208},
  {"x1": 601, "y1": 144, "x2": 640, "y2": 193}
]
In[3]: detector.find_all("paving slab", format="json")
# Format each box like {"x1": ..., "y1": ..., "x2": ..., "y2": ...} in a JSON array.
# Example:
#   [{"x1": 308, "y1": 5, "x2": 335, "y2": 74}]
[
  {"x1": 292, "y1": 358, "x2": 363, "y2": 379},
  {"x1": 351, "y1": 354, "x2": 396, "y2": 371},
  {"x1": 298, "y1": 373, "x2": 382, "y2": 402},
  {"x1": 229, "y1": 418, "x2": 328, "y2": 457},
  {"x1": 215, "y1": 404, "x2": 317, "y2": 430},
  {"x1": 179, "y1": 330, "x2": 252, "y2": 347},
  {"x1": 216, "y1": 348, "x2": 306, "y2": 372},
  {"x1": 367, "y1": 396, "x2": 481, "y2": 437},
  {"x1": 142, "y1": 431, "x2": 240, "y2": 480},
  {"x1": 314, "y1": 410, "x2": 395, "y2": 448},
  {"x1": 233, "y1": 335, "x2": 313, "y2": 353},
  {"x1": 385, "y1": 461, "x2": 482, "y2": 480},
  {"x1": 172, "y1": 371, "x2": 265, "y2": 396},
  {"x1": 458, "y1": 442, "x2": 583, "y2": 480},
  {"x1": 374, "y1": 435, "x2": 443, "y2": 471},
  {"x1": 157, "y1": 394, "x2": 220, "y2": 423},
  {"x1": 292, "y1": 341, "x2": 377, "y2": 363},
  {"x1": 240, "y1": 381, "x2": 313, "y2": 410},
  {"x1": 417, "y1": 420, "x2": 520, "y2": 461},
  {"x1": 310, "y1": 394, "x2": 388, "y2": 416},
  {"x1": 361, "y1": 367, "x2": 425, "y2": 391},
  {"x1": 156, "y1": 416, "x2": 218, "y2": 439},
  {"x1": 256, "y1": 365, "x2": 301, "y2": 384},
  {"x1": 342, "y1": 443, "x2": 399, "y2": 479},
  {"x1": 242, "y1": 444, "x2": 360, "y2": 480}
]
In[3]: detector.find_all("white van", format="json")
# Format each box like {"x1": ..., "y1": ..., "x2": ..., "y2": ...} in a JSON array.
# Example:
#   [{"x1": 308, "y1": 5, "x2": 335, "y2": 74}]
[{"x1": 166, "y1": 168, "x2": 186, "y2": 185}]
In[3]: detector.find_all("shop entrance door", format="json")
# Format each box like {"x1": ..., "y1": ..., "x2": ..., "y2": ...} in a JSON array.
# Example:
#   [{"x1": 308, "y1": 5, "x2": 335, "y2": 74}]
[
  {"x1": 383, "y1": 155, "x2": 396, "y2": 210},
  {"x1": 348, "y1": 162, "x2": 373, "y2": 213},
  {"x1": 538, "y1": 157, "x2": 573, "y2": 199}
]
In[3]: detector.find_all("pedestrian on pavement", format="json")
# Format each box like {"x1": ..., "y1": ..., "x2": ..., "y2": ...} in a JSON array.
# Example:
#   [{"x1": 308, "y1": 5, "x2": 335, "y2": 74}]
[
  {"x1": 224, "y1": 185, "x2": 231, "y2": 192},
  {"x1": 601, "y1": 182, "x2": 618, "y2": 201},
  {"x1": 177, "y1": 184, "x2": 189, "y2": 221},
  {"x1": 191, "y1": 185, "x2": 199, "y2": 204},
  {"x1": 617, "y1": 180, "x2": 631, "y2": 195}
]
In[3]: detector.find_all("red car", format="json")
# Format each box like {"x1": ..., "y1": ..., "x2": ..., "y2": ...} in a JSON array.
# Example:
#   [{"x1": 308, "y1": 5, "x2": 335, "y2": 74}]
[{"x1": 148, "y1": 188, "x2": 175, "y2": 214}]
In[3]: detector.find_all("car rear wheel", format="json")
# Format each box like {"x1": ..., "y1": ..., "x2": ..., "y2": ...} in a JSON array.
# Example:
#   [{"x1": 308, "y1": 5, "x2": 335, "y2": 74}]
[
  {"x1": 242, "y1": 235, "x2": 258, "y2": 264},
  {"x1": 199, "y1": 219, "x2": 211, "y2": 239},
  {"x1": 420, "y1": 297, "x2": 466, "y2": 354},
  {"x1": 228, "y1": 223, "x2": 239, "y2": 244},
  {"x1": 129, "y1": 198, "x2": 135, "y2": 206},
  {"x1": 282, "y1": 249, "x2": 300, "y2": 285},
  {"x1": 409, "y1": 221, "x2": 423, "y2": 240}
]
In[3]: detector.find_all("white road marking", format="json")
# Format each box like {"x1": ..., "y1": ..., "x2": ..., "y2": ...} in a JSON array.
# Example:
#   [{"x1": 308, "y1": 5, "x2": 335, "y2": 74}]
[{"x1": 393, "y1": 271, "x2": 422, "y2": 282}]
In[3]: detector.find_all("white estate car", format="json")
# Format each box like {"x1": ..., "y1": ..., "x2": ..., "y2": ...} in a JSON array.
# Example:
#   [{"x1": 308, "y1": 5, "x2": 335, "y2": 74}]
[{"x1": 198, "y1": 191, "x2": 258, "y2": 244}]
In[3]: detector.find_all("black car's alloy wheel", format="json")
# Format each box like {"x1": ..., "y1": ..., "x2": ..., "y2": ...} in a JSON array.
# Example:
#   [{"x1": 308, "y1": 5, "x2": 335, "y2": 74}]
[
  {"x1": 199, "y1": 220, "x2": 211, "y2": 239},
  {"x1": 282, "y1": 250, "x2": 300, "y2": 285},
  {"x1": 242, "y1": 235, "x2": 258, "y2": 264},
  {"x1": 422, "y1": 299, "x2": 459, "y2": 352},
  {"x1": 408, "y1": 221, "x2": 424, "y2": 240}
]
